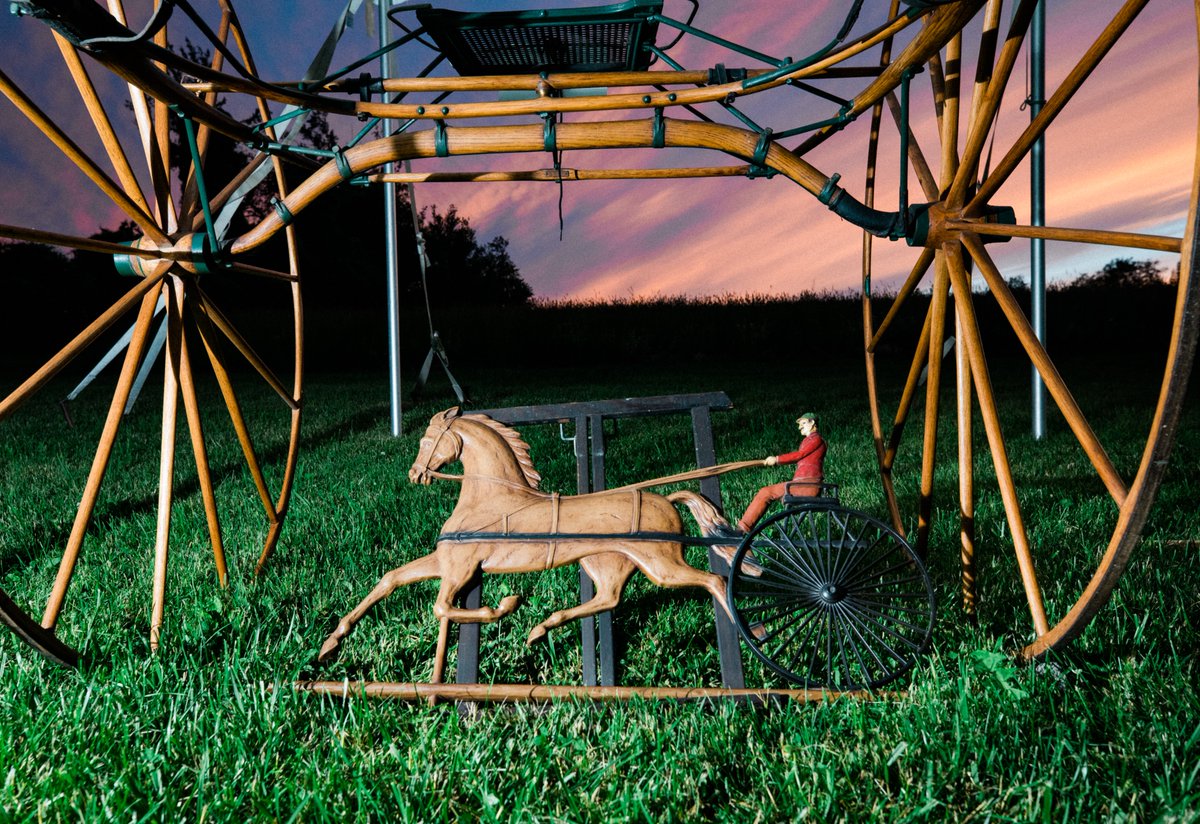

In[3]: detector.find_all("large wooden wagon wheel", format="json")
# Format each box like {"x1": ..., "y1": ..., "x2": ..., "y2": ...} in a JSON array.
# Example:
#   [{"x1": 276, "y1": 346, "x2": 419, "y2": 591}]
[
  {"x1": 858, "y1": 0, "x2": 1200, "y2": 659},
  {"x1": 0, "y1": 1, "x2": 303, "y2": 664}
]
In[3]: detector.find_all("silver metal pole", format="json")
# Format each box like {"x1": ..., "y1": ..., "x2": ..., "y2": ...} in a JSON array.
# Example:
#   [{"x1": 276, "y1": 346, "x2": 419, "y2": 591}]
[
  {"x1": 380, "y1": 0, "x2": 403, "y2": 436},
  {"x1": 1030, "y1": 0, "x2": 1046, "y2": 440}
]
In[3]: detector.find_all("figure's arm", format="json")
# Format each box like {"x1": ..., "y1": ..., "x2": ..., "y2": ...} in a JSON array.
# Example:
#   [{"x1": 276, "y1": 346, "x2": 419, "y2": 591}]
[{"x1": 774, "y1": 438, "x2": 819, "y2": 465}]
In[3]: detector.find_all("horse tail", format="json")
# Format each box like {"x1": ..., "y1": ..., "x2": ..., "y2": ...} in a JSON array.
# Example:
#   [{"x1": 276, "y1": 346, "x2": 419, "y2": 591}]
[{"x1": 667, "y1": 490, "x2": 731, "y2": 536}]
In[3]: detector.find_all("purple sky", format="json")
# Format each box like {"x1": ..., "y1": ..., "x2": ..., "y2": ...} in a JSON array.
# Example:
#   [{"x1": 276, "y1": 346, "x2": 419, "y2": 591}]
[{"x1": 0, "y1": 1, "x2": 1194, "y2": 299}]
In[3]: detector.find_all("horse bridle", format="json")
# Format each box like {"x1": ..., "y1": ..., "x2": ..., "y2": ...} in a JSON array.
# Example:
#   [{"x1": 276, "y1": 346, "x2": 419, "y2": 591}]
[{"x1": 413, "y1": 417, "x2": 460, "y2": 482}]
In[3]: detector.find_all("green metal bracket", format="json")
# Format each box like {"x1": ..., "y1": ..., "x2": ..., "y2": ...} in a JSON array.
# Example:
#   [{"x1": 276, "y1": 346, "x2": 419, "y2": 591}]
[
  {"x1": 542, "y1": 114, "x2": 557, "y2": 153},
  {"x1": 271, "y1": 196, "x2": 294, "y2": 226},
  {"x1": 333, "y1": 147, "x2": 354, "y2": 181},
  {"x1": 174, "y1": 107, "x2": 217, "y2": 253},
  {"x1": 651, "y1": 107, "x2": 666, "y2": 148},
  {"x1": 751, "y1": 128, "x2": 773, "y2": 168},
  {"x1": 434, "y1": 120, "x2": 449, "y2": 157}
]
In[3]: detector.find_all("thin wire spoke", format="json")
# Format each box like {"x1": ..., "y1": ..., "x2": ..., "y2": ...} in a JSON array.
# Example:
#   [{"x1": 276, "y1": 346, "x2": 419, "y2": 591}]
[
  {"x1": 758, "y1": 528, "x2": 825, "y2": 589},
  {"x1": 837, "y1": 602, "x2": 894, "y2": 680}
]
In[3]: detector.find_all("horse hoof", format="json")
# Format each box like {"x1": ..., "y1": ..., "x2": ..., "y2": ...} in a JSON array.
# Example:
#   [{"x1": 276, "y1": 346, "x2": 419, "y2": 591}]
[
  {"x1": 498, "y1": 594, "x2": 521, "y2": 615},
  {"x1": 317, "y1": 636, "x2": 340, "y2": 661},
  {"x1": 526, "y1": 625, "x2": 547, "y2": 645}
]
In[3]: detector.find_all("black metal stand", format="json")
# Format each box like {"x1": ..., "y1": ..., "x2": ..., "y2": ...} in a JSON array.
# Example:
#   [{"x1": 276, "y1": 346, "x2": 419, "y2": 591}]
[{"x1": 453, "y1": 392, "x2": 745, "y2": 690}]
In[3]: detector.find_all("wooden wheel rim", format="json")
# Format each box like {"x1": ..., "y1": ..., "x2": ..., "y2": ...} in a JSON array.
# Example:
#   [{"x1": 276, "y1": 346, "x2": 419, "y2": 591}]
[
  {"x1": 860, "y1": 1, "x2": 1200, "y2": 658},
  {"x1": 0, "y1": 1, "x2": 303, "y2": 662}
]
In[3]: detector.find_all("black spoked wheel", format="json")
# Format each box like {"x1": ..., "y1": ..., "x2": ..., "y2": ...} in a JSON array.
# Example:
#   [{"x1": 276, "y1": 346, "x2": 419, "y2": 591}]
[{"x1": 728, "y1": 506, "x2": 935, "y2": 691}]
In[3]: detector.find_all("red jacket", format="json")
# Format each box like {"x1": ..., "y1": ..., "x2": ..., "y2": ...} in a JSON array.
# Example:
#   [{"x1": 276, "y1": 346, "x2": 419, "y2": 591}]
[{"x1": 776, "y1": 433, "x2": 826, "y2": 481}]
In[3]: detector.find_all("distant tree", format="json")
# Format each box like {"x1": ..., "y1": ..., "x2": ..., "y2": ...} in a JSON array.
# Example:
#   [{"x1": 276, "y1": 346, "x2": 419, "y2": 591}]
[
  {"x1": 1070, "y1": 258, "x2": 1165, "y2": 289},
  {"x1": 418, "y1": 205, "x2": 532, "y2": 306}
]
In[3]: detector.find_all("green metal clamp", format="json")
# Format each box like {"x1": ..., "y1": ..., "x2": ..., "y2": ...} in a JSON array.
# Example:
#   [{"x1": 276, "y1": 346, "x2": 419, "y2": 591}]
[
  {"x1": 651, "y1": 107, "x2": 666, "y2": 148},
  {"x1": 333, "y1": 147, "x2": 354, "y2": 181},
  {"x1": 751, "y1": 128, "x2": 773, "y2": 168},
  {"x1": 542, "y1": 113, "x2": 557, "y2": 153},
  {"x1": 434, "y1": 120, "x2": 449, "y2": 157},
  {"x1": 271, "y1": 196, "x2": 294, "y2": 226}
]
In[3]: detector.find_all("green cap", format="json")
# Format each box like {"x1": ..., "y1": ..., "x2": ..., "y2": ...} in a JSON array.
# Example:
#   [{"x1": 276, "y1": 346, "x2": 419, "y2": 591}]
[{"x1": 799, "y1": 412, "x2": 818, "y2": 423}]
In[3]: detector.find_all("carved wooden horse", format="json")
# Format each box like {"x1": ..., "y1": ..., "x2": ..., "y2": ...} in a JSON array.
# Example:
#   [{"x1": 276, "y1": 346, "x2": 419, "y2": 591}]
[{"x1": 319, "y1": 407, "x2": 738, "y2": 666}]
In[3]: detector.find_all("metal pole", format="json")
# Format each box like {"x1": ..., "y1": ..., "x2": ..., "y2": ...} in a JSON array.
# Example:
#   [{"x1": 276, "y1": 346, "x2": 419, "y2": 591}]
[
  {"x1": 380, "y1": 0, "x2": 403, "y2": 436},
  {"x1": 1030, "y1": 0, "x2": 1046, "y2": 439}
]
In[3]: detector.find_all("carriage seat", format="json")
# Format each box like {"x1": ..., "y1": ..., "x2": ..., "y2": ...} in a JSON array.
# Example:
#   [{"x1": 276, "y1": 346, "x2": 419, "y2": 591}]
[{"x1": 781, "y1": 480, "x2": 839, "y2": 506}]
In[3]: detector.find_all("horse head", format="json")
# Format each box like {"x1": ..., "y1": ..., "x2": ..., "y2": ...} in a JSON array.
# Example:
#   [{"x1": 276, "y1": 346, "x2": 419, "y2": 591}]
[{"x1": 409, "y1": 407, "x2": 463, "y2": 485}]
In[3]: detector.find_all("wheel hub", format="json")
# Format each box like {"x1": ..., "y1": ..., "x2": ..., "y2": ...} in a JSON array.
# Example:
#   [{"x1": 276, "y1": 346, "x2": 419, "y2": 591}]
[{"x1": 818, "y1": 583, "x2": 845, "y2": 604}]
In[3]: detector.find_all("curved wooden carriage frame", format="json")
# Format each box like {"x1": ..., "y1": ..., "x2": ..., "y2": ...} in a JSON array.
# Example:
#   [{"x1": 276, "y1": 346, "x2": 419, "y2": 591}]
[{"x1": 0, "y1": 0, "x2": 1197, "y2": 672}]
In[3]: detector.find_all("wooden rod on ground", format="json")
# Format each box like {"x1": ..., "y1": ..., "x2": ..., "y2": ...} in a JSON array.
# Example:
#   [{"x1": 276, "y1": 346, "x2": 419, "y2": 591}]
[{"x1": 294, "y1": 681, "x2": 884, "y2": 704}]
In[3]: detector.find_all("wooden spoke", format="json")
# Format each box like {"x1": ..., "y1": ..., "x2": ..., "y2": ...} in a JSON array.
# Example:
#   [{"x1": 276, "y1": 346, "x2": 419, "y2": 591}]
[
  {"x1": 938, "y1": 32, "x2": 963, "y2": 188},
  {"x1": 954, "y1": 309, "x2": 976, "y2": 619},
  {"x1": 176, "y1": 287, "x2": 228, "y2": 588},
  {"x1": 969, "y1": 0, "x2": 1153, "y2": 213},
  {"x1": 191, "y1": 300, "x2": 277, "y2": 521},
  {"x1": 150, "y1": 277, "x2": 184, "y2": 652},
  {"x1": 193, "y1": 289, "x2": 299, "y2": 409},
  {"x1": 0, "y1": 65, "x2": 167, "y2": 245},
  {"x1": 944, "y1": 245, "x2": 1049, "y2": 636},
  {"x1": 916, "y1": 254, "x2": 952, "y2": 556},
  {"x1": 884, "y1": 303, "x2": 934, "y2": 476},
  {"x1": 52, "y1": 33, "x2": 152, "y2": 216},
  {"x1": 948, "y1": 222, "x2": 1181, "y2": 254},
  {"x1": 180, "y1": 9, "x2": 232, "y2": 219},
  {"x1": 223, "y1": 261, "x2": 300, "y2": 283},
  {"x1": 0, "y1": 223, "x2": 183, "y2": 260},
  {"x1": 868, "y1": 247, "x2": 936, "y2": 353},
  {"x1": 42, "y1": 284, "x2": 164, "y2": 631},
  {"x1": 0, "y1": 272, "x2": 168, "y2": 422},
  {"x1": 963, "y1": 0, "x2": 1004, "y2": 149},
  {"x1": 946, "y1": 0, "x2": 1038, "y2": 206},
  {"x1": 961, "y1": 233, "x2": 1127, "y2": 504},
  {"x1": 885, "y1": 91, "x2": 938, "y2": 201}
]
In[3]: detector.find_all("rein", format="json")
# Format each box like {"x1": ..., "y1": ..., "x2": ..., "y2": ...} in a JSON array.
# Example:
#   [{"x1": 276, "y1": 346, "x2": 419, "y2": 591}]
[{"x1": 424, "y1": 459, "x2": 766, "y2": 492}]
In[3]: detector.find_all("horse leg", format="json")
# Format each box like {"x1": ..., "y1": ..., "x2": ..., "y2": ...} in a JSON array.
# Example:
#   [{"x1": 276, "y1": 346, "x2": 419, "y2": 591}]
[
  {"x1": 627, "y1": 545, "x2": 737, "y2": 624},
  {"x1": 319, "y1": 551, "x2": 442, "y2": 661},
  {"x1": 526, "y1": 553, "x2": 635, "y2": 645},
  {"x1": 431, "y1": 560, "x2": 521, "y2": 624}
]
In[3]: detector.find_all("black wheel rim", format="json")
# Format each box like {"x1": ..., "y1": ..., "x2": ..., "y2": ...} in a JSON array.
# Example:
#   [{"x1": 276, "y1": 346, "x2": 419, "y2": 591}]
[{"x1": 728, "y1": 506, "x2": 935, "y2": 690}]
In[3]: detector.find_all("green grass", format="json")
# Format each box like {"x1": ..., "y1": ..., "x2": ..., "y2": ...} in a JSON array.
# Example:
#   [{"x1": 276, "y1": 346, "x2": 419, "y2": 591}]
[{"x1": 1, "y1": 359, "x2": 1198, "y2": 822}]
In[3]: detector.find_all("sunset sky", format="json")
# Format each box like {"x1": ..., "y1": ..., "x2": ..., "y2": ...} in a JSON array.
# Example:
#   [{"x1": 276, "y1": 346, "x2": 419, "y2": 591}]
[{"x1": 0, "y1": 1, "x2": 1194, "y2": 300}]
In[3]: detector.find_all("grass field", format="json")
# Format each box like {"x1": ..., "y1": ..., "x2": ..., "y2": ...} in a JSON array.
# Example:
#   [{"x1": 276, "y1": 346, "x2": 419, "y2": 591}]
[{"x1": 1, "y1": 349, "x2": 1198, "y2": 820}]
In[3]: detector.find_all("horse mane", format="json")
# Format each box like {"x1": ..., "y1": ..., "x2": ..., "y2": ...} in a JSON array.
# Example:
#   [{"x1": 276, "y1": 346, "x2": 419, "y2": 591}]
[{"x1": 461, "y1": 414, "x2": 542, "y2": 490}]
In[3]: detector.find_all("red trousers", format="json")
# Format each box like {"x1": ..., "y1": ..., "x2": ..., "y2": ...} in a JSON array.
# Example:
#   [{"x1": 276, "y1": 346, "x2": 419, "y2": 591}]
[{"x1": 738, "y1": 479, "x2": 822, "y2": 531}]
